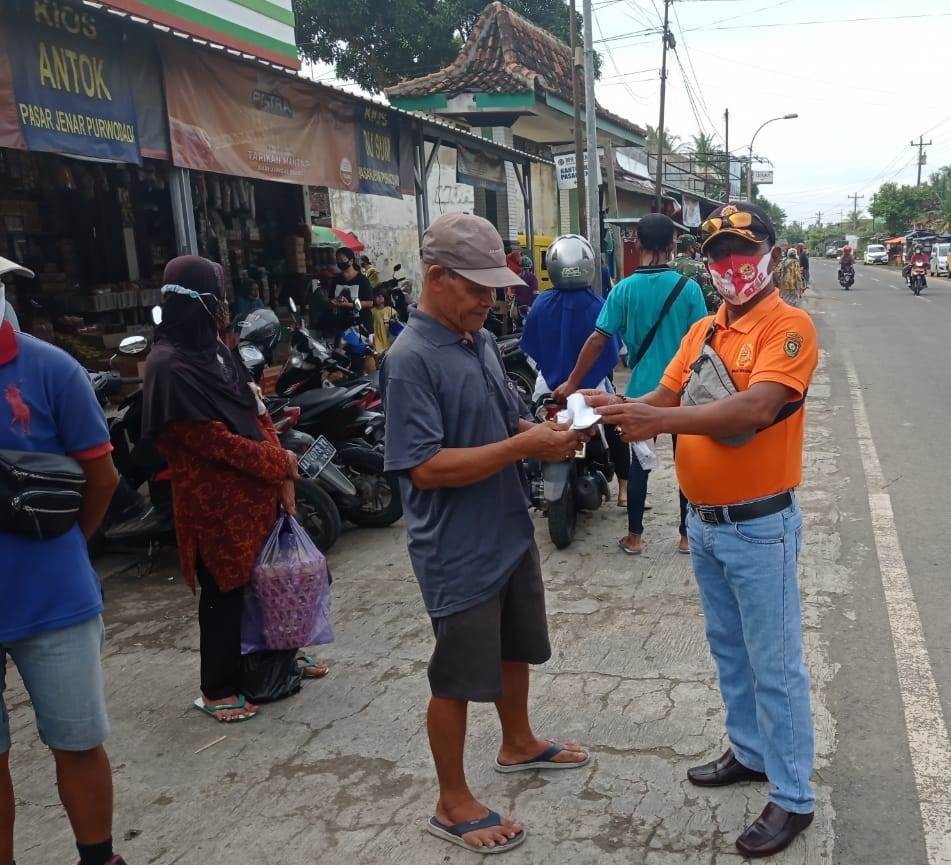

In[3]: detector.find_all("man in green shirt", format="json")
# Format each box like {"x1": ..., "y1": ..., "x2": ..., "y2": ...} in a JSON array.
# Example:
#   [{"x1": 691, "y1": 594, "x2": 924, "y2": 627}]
[{"x1": 554, "y1": 214, "x2": 707, "y2": 555}]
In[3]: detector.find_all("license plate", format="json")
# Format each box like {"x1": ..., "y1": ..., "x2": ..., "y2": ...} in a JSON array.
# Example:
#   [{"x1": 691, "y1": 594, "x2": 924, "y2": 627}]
[{"x1": 298, "y1": 435, "x2": 336, "y2": 479}]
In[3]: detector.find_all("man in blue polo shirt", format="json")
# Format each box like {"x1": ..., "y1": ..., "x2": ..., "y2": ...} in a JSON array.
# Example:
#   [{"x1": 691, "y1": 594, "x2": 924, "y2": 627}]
[
  {"x1": 382, "y1": 214, "x2": 591, "y2": 855},
  {"x1": 0, "y1": 257, "x2": 126, "y2": 865},
  {"x1": 554, "y1": 214, "x2": 707, "y2": 555}
]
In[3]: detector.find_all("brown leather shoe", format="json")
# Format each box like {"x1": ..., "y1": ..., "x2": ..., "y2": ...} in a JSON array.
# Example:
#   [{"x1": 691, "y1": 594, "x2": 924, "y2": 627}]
[
  {"x1": 687, "y1": 748, "x2": 768, "y2": 786},
  {"x1": 735, "y1": 802, "x2": 814, "y2": 858}
]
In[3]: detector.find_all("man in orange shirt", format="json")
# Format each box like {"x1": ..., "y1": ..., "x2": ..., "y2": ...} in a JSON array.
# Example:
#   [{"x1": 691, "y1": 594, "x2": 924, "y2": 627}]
[{"x1": 585, "y1": 203, "x2": 818, "y2": 858}]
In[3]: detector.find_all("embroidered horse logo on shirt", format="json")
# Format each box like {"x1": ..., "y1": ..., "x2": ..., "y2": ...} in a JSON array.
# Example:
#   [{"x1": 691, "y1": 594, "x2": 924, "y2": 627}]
[{"x1": 5, "y1": 384, "x2": 30, "y2": 435}]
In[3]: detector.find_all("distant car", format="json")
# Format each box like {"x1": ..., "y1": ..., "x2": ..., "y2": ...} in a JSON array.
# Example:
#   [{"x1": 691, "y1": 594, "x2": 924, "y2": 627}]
[
  {"x1": 825, "y1": 247, "x2": 839, "y2": 258},
  {"x1": 930, "y1": 242, "x2": 950, "y2": 276},
  {"x1": 864, "y1": 244, "x2": 888, "y2": 265}
]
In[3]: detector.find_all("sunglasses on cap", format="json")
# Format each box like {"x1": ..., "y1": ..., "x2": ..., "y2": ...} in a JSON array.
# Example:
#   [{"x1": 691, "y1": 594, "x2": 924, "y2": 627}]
[{"x1": 701, "y1": 210, "x2": 759, "y2": 243}]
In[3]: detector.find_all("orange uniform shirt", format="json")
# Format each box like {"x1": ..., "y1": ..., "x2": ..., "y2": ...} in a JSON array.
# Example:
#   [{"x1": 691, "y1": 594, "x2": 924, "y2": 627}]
[{"x1": 660, "y1": 291, "x2": 818, "y2": 506}]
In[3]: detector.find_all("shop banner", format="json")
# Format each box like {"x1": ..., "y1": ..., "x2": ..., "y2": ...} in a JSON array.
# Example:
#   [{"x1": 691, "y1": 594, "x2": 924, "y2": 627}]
[
  {"x1": 4, "y1": 0, "x2": 140, "y2": 163},
  {"x1": 0, "y1": 27, "x2": 26, "y2": 151},
  {"x1": 356, "y1": 105, "x2": 401, "y2": 199},
  {"x1": 161, "y1": 38, "x2": 359, "y2": 190},
  {"x1": 456, "y1": 144, "x2": 506, "y2": 193}
]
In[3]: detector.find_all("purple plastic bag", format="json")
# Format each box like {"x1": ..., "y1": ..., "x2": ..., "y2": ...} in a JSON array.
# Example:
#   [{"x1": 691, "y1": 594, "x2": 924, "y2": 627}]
[{"x1": 241, "y1": 513, "x2": 334, "y2": 654}]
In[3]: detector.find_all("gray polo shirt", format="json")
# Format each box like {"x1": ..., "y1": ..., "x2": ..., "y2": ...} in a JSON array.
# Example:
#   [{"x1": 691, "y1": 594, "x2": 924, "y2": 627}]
[{"x1": 381, "y1": 309, "x2": 534, "y2": 617}]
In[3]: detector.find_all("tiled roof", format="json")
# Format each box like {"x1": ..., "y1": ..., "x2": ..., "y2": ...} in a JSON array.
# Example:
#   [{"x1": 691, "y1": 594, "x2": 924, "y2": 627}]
[{"x1": 386, "y1": 2, "x2": 645, "y2": 139}]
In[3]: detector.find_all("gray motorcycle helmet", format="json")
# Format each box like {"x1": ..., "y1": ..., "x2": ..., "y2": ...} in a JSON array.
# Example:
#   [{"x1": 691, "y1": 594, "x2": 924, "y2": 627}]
[{"x1": 547, "y1": 234, "x2": 596, "y2": 291}]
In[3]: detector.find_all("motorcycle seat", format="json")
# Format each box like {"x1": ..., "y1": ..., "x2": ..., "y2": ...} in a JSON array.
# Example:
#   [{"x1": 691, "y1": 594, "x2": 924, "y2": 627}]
[{"x1": 290, "y1": 387, "x2": 354, "y2": 417}]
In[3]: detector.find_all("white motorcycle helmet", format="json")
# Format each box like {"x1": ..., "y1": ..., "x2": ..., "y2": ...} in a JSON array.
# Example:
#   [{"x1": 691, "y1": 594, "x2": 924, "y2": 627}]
[{"x1": 546, "y1": 234, "x2": 596, "y2": 291}]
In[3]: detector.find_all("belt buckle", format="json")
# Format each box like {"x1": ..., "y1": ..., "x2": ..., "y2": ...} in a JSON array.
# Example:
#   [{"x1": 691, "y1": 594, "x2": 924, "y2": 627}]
[{"x1": 696, "y1": 506, "x2": 718, "y2": 525}]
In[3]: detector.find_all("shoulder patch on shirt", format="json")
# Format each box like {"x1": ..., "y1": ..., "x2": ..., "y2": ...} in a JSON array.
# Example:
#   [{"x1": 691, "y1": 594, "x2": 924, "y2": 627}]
[{"x1": 784, "y1": 332, "x2": 803, "y2": 357}]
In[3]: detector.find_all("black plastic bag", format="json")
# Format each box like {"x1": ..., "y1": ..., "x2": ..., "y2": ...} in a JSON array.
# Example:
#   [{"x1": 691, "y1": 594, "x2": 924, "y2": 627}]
[{"x1": 240, "y1": 650, "x2": 303, "y2": 704}]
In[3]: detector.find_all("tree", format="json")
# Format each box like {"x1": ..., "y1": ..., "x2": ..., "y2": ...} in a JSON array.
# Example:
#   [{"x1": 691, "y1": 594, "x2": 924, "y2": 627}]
[
  {"x1": 646, "y1": 125, "x2": 683, "y2": 155},
  {"x1": 752, "y1": 192, "x2": 786, "y2": 237},
  {"x1": 785, "y1": 221, "x2": 806, "y2": 245},
  {"x1": 295, "y1": 0, "x2": 600, "y2": 94},
  {"x1": 868, "y1": 182, "x2": 932, "y2": 234}
]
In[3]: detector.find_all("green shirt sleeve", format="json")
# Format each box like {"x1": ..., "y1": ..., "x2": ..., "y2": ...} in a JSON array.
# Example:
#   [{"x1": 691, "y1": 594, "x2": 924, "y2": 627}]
[{"x1": 595, "y1": 283, "x2": 626, "y2": 336}]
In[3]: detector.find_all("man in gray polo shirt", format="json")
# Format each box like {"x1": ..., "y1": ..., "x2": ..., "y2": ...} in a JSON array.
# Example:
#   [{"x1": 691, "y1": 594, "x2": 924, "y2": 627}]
[{"x1": 381, "y1": 213, "x2": 591, "y2": 855}]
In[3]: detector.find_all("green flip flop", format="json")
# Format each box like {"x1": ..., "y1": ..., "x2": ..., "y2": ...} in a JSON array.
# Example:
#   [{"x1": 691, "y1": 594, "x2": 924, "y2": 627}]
[{"x1": 192, "y1": 694, "x2": 257, "y2": 722}]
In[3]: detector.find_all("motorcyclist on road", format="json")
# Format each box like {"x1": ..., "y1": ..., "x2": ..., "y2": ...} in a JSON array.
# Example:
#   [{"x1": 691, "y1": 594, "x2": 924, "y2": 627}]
[
  {"x1": 904, "y1": 245, "x2": 929, "y2": 284},
  {"x1": 838, "y1": 244, "x2": 855, "y2": 283}
]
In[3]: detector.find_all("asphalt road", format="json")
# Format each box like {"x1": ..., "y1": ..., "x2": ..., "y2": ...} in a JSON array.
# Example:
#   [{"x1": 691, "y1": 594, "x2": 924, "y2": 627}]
[{"x1": 810, "y1": 257, "x2": 951, "y2": 865}]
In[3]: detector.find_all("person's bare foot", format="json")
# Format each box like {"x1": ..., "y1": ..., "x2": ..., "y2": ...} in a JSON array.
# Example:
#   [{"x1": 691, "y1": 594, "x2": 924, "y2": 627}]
[
  {"x1": 497, "y1": 737, "x2": 589, "y2": 767},
  {"x1": 619, "y1": 533, "x2": 642, "y2": 555},
  {"x1": 201, "y1": 694, "x2": 258, "y2": 722},
  {"x1": 434, "y1": 798, "x2": 522, "y2": 851}
]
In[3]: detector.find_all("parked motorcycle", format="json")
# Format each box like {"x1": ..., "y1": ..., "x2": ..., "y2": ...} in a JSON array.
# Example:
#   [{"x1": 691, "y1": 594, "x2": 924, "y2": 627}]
[
  {"x1": 377, "y1": 263, "x2": 410, "y2": 322},
  {"x1": 496, "y1": 334, "x2": 536, "y2": 409},
  {"x1": 246, "y1": 300, "x2": 401, "y2": 528},
  {"x1": 95, "y1": 313, "x2": 344, "y2": 555},
  {"x1": 909, "y1": 263, "x2": 927, "y2": 296},
  {"x1": 525, "y1": 397, "x2": 614, "y2": 548}
]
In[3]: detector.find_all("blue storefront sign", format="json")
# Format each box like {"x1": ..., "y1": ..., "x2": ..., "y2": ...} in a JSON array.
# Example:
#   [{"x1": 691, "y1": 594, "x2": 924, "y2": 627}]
[
  {"x1": 5, "y1": 0, "x2": 140, "y2": 164},
  {"x1": 356, "y1": 104, "x2": 401, "y2": 199}
]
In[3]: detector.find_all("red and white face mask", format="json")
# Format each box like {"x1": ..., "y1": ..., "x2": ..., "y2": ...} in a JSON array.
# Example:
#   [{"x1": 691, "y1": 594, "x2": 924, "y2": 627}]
[{"x1": 708, "y1": 252, "x2": 773, "y2": 306}]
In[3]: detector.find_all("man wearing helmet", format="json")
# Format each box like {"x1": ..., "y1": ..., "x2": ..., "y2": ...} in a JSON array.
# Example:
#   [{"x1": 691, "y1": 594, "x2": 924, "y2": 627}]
[
  {"x1": 904, "y1": 244, "x2": 928, "y2": 285},
  {"x1": 554, "y1": 214, "x2": 707, "y2": 555},
  {"x1": 672, "y1": 233, "x2": 719, "y2": 312}
]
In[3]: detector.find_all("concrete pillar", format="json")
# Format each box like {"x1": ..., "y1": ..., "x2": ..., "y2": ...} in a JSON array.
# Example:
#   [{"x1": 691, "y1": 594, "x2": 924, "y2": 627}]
[{"x1": 492, "y1": 126, "x2": 520, "y2": 241}]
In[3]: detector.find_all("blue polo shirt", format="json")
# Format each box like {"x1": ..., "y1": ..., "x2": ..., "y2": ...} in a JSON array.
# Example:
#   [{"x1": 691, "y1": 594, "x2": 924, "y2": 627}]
[
  {"x1": 0, "y1": 322, "x2": 111, "y2": 642},
  {"x1": 596, "y1": 266, "x2": 707, "y2": 398},
  {"x1": 381, "y1": 310, "x2": 534, "y2": 618}
]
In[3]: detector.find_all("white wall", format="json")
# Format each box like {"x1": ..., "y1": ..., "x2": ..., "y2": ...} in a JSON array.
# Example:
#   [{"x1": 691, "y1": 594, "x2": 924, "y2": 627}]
[{"x1": 328, "y1": 144, "x2": 474, "y2": 292}]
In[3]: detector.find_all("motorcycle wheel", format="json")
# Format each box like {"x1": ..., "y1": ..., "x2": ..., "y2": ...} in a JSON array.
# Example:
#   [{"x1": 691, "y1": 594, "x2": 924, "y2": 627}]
[
  {"x1": 295, "y1": 479, "x2": 342, "y2": 552},
  {"x1": 548, "y1": 469, "x2": 578, "y2": 550},
  {"x1": 914, "y1": 283, "x2": 922, "y2": 296},
  {"x1": 337, "y1": 445, "x2": 403, "y2": 528},
  {"x1": 507, "y1": 367, "x2": 535, "y2": 408}
]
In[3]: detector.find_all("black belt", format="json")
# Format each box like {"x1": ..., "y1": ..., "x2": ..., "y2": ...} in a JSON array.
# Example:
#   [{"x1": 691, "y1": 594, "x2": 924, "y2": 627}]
[{"x1": 691, "y1": 491, "x2": 793, "y2": 525}]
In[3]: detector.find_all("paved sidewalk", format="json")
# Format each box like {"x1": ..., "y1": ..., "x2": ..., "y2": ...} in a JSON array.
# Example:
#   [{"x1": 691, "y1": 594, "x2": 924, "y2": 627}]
[{"x1": 10, "y1": 357, "x2": 846, "y2": 864}]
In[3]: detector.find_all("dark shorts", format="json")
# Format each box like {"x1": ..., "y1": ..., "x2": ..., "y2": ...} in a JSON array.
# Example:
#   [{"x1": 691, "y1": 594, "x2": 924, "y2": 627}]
[{"x1": 428, "y1": 542, "x2": 551, "y2": 702}]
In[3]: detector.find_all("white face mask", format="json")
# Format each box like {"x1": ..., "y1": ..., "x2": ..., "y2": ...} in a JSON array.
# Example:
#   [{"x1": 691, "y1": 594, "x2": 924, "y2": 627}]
[{"x1": 707, "y1": 251, "x2": 774, "y2": 306}]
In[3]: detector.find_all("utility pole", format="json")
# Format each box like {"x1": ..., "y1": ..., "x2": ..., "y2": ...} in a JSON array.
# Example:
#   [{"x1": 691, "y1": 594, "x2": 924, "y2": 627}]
[
  {"x1": 911, "y1": 135, "x2": 933, "y2": 186},
  {"x1": 569, "y1": 0, "x2": 586, "y2": 233},
  {"x1": 723, "y1": 108, "x2": 730, "y2": 201},
  {"x1": 653, "y1": 0, "x2": 672, "y2": 211},
  {"x1": 815, "y1": 210, "x2": 822, "y2": 229},
  {"x1": 849, "y1": 192, "x2": 864, "y2": 229},
  {"x1": 583, "y1": 0, "x2": 601, "y2": 292}
]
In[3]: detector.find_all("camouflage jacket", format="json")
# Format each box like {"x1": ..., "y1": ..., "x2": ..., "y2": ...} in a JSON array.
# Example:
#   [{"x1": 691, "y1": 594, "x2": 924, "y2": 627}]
[{"x1": 671, "y1": 255, "x2": 720, "y2": 312}]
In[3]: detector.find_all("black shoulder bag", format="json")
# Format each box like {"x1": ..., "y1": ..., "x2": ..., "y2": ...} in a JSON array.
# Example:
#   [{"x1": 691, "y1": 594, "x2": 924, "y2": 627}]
[
  {"x1": 628, "y1": 275, "x2": 690, "y2": 370},
  {"x1": 0, "y1": 450, "x2": 86, "y2": 539}
]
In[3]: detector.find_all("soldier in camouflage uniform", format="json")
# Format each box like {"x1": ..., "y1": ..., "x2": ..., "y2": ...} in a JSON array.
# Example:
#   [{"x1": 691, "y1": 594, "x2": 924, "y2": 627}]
[{"x1": 671, "y1": 234, "x2": 720, "y2": 312}]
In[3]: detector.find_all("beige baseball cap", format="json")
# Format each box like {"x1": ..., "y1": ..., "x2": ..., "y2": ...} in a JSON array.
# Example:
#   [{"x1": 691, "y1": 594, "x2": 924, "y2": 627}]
[
  {"x1": 0, "y1": 256, "x2": 34, "y2": 279},
  {"x1": 421, "y1": 213, "x2": 526, "y2": 288}
]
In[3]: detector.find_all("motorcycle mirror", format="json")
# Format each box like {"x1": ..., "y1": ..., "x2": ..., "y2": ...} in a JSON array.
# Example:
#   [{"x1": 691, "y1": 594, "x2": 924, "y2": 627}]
[
  {"x1": 288, "y1": 297, "x2": 298, "y2": 314},
  {"x1": 118, "y1": 335, "x2": 149, "y2": 355},
  {"x1": 151, "y1": 304, "x2": 162, "y2": 325},
  {"x1": 394, "y1": 264, "x2": 402, "y2": 272}
]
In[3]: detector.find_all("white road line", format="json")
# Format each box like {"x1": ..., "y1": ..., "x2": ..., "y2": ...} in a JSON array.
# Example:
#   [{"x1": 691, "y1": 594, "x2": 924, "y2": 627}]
[
  {"x1": 845, "y1": 356, "x2": 951, "y2": 865},
  {"x1": 872, "y1": 277, "x2": 881, "y2": 283}
]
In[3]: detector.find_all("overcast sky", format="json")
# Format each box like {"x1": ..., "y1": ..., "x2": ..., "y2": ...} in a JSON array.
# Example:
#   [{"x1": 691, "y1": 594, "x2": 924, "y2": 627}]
[{"x1": 590, "y1": 0, "x2": 951, "y2": 227}]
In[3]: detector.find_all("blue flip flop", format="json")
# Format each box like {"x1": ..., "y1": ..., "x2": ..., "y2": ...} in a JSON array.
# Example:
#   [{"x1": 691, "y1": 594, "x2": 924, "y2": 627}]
[
  {"x1": 427, "y1": 810, "x2": 525, "y2": 854},
  {"x1": 494, "y1": 741, "x2": 592, "y2": 773}
]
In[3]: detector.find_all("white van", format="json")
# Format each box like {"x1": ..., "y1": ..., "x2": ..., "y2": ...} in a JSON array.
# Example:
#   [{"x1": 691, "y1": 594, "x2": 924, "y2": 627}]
[{"x1": 931, "y1": 243, "x2": 950, "y2": 276}]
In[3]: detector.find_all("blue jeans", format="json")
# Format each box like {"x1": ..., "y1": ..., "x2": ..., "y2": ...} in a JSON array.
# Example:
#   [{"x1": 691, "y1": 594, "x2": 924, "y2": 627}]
[
  {"x1": 0, "y1": 616, "x2": 110, "y2": 753},
  {"x1": 686, "y1": 498, "x2": 815, "y2": 813}
]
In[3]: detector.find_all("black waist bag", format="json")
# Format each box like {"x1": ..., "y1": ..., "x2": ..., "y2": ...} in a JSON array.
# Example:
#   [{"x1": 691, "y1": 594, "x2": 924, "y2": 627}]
[{"x1": 0, "y1": 450, "x2": 86, "y2": 539}]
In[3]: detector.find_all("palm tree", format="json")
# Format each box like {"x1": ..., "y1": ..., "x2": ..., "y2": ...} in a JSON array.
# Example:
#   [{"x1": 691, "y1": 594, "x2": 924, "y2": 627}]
[{"x1": 646, "y1": 125, "x2": 683, "y2": 155}]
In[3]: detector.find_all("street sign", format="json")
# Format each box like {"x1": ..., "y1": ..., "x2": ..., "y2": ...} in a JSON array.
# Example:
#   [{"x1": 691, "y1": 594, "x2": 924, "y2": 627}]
[
  {"x1": 554, "y1": 151, "x2": 603, "y2": 190},
  {"x1": 752, "y1": 169, "x2": 774, "y2": 184}
]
